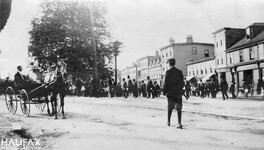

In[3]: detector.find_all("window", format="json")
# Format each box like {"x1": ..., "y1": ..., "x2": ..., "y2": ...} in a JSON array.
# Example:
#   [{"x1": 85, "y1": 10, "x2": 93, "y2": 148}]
[
  {"x1": 217, "y1": 59, "x2": 219, "y2": 65},
  {"x1": 192, "y1": 47, "x2": 197, "y2": 55},
  {"x1": 196, "y1": 70, "x2": 198, "y2": 75},
  {"x1": 170, "y1": 51, "x2": 172, "y2": 56},
  {"x1": 201, "y1": 70, "x2": 203, "y2": 75},
  {"x1": 229, "y1": 53, "x2": 232, "y2": 64},
  {"x1": 166, "y1": 53, "x2": 168, "y2": 57},
  {"x1": 256, "y1": 46, "x2": 259, "y2": 59},
  {"x1": 205, "y1": 68, "x2": 207, "y2": 74},
  {"x1": 240, "y1": 50, "x2": 244, "y2": 62},
  {"x1": 221, "y1": 58, "x2": 223, "y2": 64},
  {"x1": 193, "y1": 71, "x2": 195, "y2": 75},
  {"x1": 204, "y1": 50, "x2": 209, "y2": 57},
  {"x1": 249, "y1": 47, "x2": 254, "y2": 60},
  {"x1": 220, "y1": 40, "x2": 222, "y2": 46},
  {"x1": 246, "y1": 27, "x2": 250, "y2": 39},
  {"x1": 189, "y1": 71, "x2": 191, "y2": 76},
  {"x1": 216, "y1": 42, "x2": 218, "y2": 48},
  {"x1": 210, "y1": 68, "x2": 213, "y2": 73}
]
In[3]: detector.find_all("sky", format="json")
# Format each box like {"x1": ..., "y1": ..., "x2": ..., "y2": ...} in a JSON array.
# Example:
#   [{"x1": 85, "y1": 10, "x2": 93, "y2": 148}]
[{"x1": 1, "y1": 0, "x2": 264, "y2": 78}]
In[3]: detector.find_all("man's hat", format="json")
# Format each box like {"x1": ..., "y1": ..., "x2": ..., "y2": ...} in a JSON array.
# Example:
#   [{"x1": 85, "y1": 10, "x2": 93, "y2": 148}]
[{"x1": 167, "y1": 58, "x2": 175, "y2": 64}]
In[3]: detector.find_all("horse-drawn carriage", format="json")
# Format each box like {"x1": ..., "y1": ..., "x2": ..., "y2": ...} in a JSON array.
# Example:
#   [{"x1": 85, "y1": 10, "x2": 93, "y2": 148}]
[
  {"x1": 4, "y1": 82, "x2": 62, "y2": 117},
  {"x1": 4, "y1": 59, "x2": 67, "y2": 119}
]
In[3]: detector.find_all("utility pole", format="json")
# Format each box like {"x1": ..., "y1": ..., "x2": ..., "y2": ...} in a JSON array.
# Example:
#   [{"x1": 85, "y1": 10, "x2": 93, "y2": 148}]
[
  {"x1": 89, "y1": 3, "x2": 98, "y2": 80},
  {"x1": 114, "y1": 49, "x2": 118, "y2": 83}
]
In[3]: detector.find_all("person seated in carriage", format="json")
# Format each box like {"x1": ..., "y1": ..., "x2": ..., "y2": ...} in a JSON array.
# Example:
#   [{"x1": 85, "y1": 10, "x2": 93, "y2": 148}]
[
  {"x1": 14, "y1": 65, "x2": 44, "y2": 91},
  {"x1": 28, "y1": 66, "x2": 43, "y2": 84},
  {"x1": 14, "y1": 66, "x2": 27, "y2": 90}
]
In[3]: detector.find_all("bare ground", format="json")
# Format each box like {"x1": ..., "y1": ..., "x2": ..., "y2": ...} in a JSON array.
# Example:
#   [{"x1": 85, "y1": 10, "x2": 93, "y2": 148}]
[{"x1": 0, "y1": 95, "x2": 264, "y2": 150}]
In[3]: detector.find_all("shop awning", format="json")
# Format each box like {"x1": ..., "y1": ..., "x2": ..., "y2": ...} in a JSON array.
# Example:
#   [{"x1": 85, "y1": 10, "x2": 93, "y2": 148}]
[
  {"x1": 185, "y1": 76, "x2": 196, "y2": 81},
  {"x1": 202, "y1": 73, "x2": 215, "y2": 83}
]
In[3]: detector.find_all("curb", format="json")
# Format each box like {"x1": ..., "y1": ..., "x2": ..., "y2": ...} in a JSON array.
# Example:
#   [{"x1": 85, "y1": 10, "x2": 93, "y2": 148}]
[{"x1": 184, "y1": 110, "x2": 264, "y2": 121}]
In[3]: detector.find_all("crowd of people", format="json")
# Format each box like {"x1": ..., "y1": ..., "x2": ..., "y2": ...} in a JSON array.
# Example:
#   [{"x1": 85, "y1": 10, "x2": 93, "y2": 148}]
[{"x1": 68, "y1": 75, "x2": 161, "y2": 99}]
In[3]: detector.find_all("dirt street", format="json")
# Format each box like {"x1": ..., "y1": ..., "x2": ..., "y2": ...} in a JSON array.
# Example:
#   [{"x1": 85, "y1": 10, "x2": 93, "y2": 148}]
[{"x1": 0, "y1": 95, "x2": 264, "y2": 150}]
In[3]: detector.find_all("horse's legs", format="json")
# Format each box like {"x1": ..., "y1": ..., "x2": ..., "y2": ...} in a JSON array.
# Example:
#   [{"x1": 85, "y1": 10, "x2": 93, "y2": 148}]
[
  {"x1": 53, "y1": 93, "x2": 58, "y2": 119},
  {"x1": 45, "y1": 94, "x2": 51, "y2": 115},
  {"x1": 61, "y1": 94, "x2": 66, "y2": 119},
  {"x1": 51, "y1": 92, "x2": 57, "y2": 119}
]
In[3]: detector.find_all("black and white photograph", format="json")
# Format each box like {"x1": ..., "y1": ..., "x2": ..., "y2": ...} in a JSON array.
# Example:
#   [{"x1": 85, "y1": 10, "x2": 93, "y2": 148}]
[{"x1": 0, "y1": 0, "x2": 264, "y2": 149}]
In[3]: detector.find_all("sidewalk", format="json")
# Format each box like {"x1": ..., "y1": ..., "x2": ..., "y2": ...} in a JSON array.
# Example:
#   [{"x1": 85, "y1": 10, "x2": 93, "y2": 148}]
[{"x1": 182, "y1": 94, "x2": 264, "y2": 121}]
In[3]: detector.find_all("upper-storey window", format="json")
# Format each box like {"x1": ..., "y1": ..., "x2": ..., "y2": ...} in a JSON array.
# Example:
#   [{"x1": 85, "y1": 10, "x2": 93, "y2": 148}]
[
  {"x1": 192, "y1": 47, "x2": 197, "y2": 55},
  {"x1": 220, "y1": 40, "x2": 222, "y2": 46},
  {"x1": 256, "y1": 45, "x2": 259, "y2": 59},
  {"x1": 229, "y1": 54, "x2": 232, "y2": 64},
  {"x1": 216, "y1": 42, "x2": 218, "y2": 48},
  {"x1": 249, "y1": 47, "x2": 254, "y2": 60},
  {"x1": 240, "y1": 50, "x2": 244, "y2": 62},
  {"x1": 204, "y1": 50, "x2": 209, "y2": 57}
]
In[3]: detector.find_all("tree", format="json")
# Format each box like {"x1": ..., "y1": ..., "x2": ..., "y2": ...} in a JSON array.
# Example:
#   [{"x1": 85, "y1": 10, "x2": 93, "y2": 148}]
[{"x1": 28, "y1": 1, "x2": 118, "y2": 79}]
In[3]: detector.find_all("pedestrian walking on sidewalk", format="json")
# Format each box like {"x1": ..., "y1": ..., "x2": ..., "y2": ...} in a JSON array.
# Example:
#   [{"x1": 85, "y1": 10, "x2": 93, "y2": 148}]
[
  {"x1": 163, "y1": 58, "x2": 184, "y2": 129},
  {"x1": 220, "y1": 78, "x2": 229, "y2": 100}
]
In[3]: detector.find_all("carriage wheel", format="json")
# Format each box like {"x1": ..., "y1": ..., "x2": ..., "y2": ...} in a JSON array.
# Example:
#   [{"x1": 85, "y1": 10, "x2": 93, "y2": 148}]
[
  {"x1": 20, "y1": 90, "x2": 30, "y2": 117},
  {"x1": 56, "y1": 93, "x2": 62, "y2": 113},
  {"x1": 5, "y1": 87, "x2": 18, "y2": 115},
  {"x1": 35, "y1": 97, "x2": 46, "y2": 112}
]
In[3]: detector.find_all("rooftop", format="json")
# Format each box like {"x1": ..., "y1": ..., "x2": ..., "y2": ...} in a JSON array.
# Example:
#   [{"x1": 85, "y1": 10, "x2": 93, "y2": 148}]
[
  {"x1": 226, "y1": 30, "x2": 264, "y2": 52},
  {"x1": 212, "y1": 27, "x2": 245, "y2": 35},
  {"x1": 160, "y1": 42, "x2": 214, "y2": 51},
  {"x1": 186, "y1": 56, "x2": 215, "y2": 65}
]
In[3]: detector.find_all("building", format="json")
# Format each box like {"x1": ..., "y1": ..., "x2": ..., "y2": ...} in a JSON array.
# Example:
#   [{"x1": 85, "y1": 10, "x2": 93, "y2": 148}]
[
  {"x1": 160, "y1": 36, "x2": 214, "y2": 86},
  {"x1": 225, "y1": 23, "x2": 264, "y2": 94},
  {"x1": 136, "y1": 56, "x2": 154, "y2": 82},
  {"x1": 148, "y1": 52, "x2": 162, "y2": 85},
  {"x1": 212, "y1": 27, "x2": 245, "y2": 84},
  {"x1": 120, "y1": 64, "x2": 137, "y2": 84},
  {"x1": 186, "y1": 56, "x2": 215, "y2": 83}
]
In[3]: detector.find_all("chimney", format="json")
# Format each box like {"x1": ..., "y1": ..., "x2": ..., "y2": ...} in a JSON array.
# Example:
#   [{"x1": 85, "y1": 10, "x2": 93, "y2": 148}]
[
  {"x1": 169, "y1": 37, "x2": 175, "y2": 44},
  {"x1": 187, "y1": 35, "x2": 193, "y2": 43},
  {"x1": 155, "y1": 50, "x2": 159, "y2": 56}
]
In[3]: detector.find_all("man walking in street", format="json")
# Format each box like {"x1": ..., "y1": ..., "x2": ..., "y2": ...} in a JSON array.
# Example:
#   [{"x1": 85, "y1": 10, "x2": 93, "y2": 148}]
[
  {"x1": 122, "y1": 78, "x2": 128, "y2": 98},
  {"x1": 220, "y1": 78, "x2": 229, "y2": 100},
  {"x1": 127, "y1": 75, "x2": 133, "y2": 96},
  {"x1": 147, "y1": 76, "x2": 154, "y2": 98},
  {"x1": 163, "y1": 58, "x2": 184, "y2": 129},
  {"x1": 132, "y1": 79, "x2": 138, "y2": 98},
  {"x1": 140, "y1": 80, "x2": 147, "y2": 97}
]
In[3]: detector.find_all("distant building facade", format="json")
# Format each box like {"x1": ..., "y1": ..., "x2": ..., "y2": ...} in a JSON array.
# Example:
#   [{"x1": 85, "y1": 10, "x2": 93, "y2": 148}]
[
  {"x1": 148, "y1": 53, "x2": 162, "y2": 85},
  {"x1": 136, "y1": 56, "x2": 154, "y2": 82},
  {"x1": 212, "y1": 27, "x2": 245, "y2": 84},
  {"x1": 225, "y1": 23, "x2": 264, "y2": 94},
  {"x1": 120, "y1": 65, "x2": 137, "y2": 84},
  {"x1": 160, "y1": 36, "x2": 214, "y2": 86},
  {"x1": 186, "y1": 57, "x2": 215, "y2": 82}
]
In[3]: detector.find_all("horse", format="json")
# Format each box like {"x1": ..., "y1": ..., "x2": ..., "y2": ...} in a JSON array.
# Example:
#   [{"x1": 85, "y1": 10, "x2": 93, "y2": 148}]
[{"x1": 43, "y1": 59, "x2": 68, "y2": 119}]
